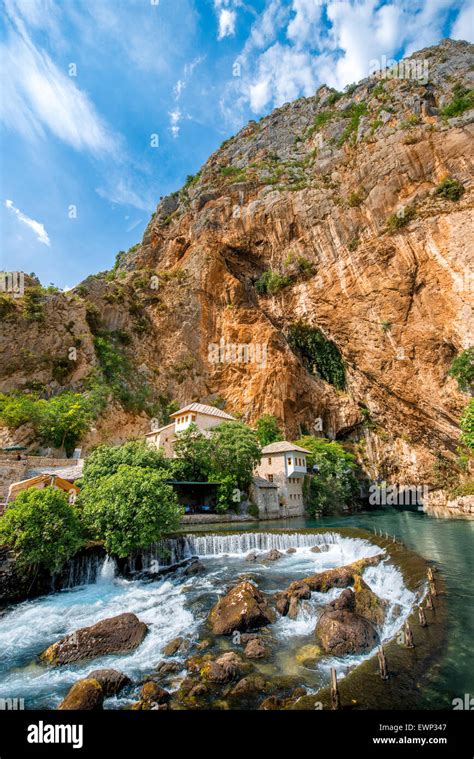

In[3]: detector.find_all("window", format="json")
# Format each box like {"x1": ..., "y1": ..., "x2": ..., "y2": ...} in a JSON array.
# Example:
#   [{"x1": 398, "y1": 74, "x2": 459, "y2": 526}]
[
  {"x1": 268, "y1": 457, "x2": 272, "y2": 464},
  {"x1": 268, "y1": 474, "x2": 273, "y2": 483},
  {"x1": 288, "y1": 457, "x2": 292, "y2": 465}
]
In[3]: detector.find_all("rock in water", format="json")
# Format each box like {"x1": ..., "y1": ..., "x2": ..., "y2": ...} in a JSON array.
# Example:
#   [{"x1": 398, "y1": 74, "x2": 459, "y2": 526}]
[
  {"x1": 353, "y1": 574, "x2": 387, "y2": 627},
  {"x1": 315, "y1": 609, "x2": 379, "y2": 655},
  {"x1": 261, "y1": 549, "x2": 283, "y2": 562},
  {"x1": 40, "y1": 613, "x2": 148, "y2": 665},
  {"x1": 86, "y1": 669, "x2": 131, "y2": 697},
  {"x1": 58, "y1": 678, "x2": 104, "y2": 710},
  {"x1": 208, "y1": 581, "x2": 275, "y2": 634},
  {"x1": 244, "y1": 637, "x2": 266, "y2": 658}
]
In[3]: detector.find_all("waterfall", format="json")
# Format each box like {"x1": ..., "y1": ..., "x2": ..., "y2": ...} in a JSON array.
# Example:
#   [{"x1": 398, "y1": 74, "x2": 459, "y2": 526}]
[
  {"x1": 52, "y1": 547, "x2": 107, "y2": 590},
  {"x1": 97, "y1": 555, "x2": 116, "y2": 583},
  {"x1": 142, "y1": 531, "x2": 343, "y2": 567}
]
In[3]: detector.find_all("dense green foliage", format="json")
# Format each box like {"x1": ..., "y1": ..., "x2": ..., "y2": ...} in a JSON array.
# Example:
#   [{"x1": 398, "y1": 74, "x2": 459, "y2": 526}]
[
  {"x1": 0, "y1": 487, "x2": 84, "y2": 571},
  {"x1": 256, "y1": 415, "x2": 284, "y2": 446},
  {"x1": 295, "y1": 436, "x2": 358, "y2": 515},
  {"x1": 287, "y1": 322, "x2": 346, "y2": 389},
  {"x1": 440, "y1": 85, "x2": 474, "y2": 119},
  {"x1": 211, "y1": 422, "x2": 262, "y2": 489},
  {"x1": 173, "y1": 421, "x2": 262, "y2": 495},
  {"x1": 435, "y1": 177, "x2": 465, "y2": 201},
  {"x1": 0, "y1": 391, "x2": 98, "y2": 455},
  {"x1": 255, "y1": 270, "x2": 292, "y2": 295},
  {"x1": 81, "y1": 441, "x2": 171, "y2": 484},
  {"x1": 460, "y1": 400, "x2": 474, "y2": 451},
  {"x1": 80, "y1": 465, "x2": 182, "y2": 557},
  {"x1": 448, "y1": 348, "x2": 474, "y2": 393}
]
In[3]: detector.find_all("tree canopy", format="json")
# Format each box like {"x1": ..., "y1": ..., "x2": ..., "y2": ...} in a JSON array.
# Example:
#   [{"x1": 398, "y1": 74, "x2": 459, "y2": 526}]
[
  {"x1": 255, "y1": 415, "x2": 283, "y2": 446},
  {"x1": 0, "y1": 487, "x2": 84, "y2": 571},
  {"x1": 295, "y1": 435, "x2": 358, "y2": 515},
  {"x1": 79, "y1": 465, "x2": 182, "y2": 557},
  {"x1": 82, "y1": 440, "x2": 171, "y2": 485}
]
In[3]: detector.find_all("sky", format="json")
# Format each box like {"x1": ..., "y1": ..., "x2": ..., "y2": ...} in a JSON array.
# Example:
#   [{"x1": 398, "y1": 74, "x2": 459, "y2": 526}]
[{"x1": 0, "y1": 0, "x2": 473, "y2": 289}]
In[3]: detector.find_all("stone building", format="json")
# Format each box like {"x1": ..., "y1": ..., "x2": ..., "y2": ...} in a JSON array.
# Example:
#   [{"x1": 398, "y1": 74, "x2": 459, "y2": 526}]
[{"x1": 255, "y1": 441, "x2": 310, "y2": 517}]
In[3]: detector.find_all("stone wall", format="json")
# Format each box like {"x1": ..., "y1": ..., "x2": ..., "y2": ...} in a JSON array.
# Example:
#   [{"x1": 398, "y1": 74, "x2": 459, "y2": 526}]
[{"x1": 0, "y1": 460, "x2": 28, "y2": 501}]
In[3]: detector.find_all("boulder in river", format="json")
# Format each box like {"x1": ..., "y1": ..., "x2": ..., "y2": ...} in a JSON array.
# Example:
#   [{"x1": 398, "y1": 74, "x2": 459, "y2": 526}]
[
  {"x1": 140, "y1": 682, "x2": 171, "y2": 705},
  {"x1": 183, "y1": 559, "x2": 205, "y2": 576},
  {"x1": 261, "y1": 548, "x2": 283, "y2": 562},
  {"x1": 162, "y1": 636, "x2": 190, "y2": 657},
  {"x1": 244, "y1": 637, "x2": 266, "y2": 658},
  {"x1": 86, "y1": 668, "x2": 131, "y2": 697},
  {"x1": 315, "y1": 608, "x2": 379, "y2": 655},
  {"x1": 353, "y1": 575, "x2": 387, "y2": 627},
  {"x1": 58, "y1": 678, "x2": 104, "y2": 710},
  {"x1": 40, "y1": 613, "x2": 148, "y2": 665},
  {"x1": 201, "y1": 652, "x2": 245, "y2": 683},
  {"x1": 208, "y1": 581, "x2": 275, "y2": 634}
]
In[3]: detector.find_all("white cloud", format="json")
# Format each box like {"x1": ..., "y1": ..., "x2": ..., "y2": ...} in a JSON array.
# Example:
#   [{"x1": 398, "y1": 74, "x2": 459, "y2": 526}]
[
  {"x1": 247, "y1": 43, "x2": 318, "y2": 110},
  {"x1": 0, "y1": 4, "x2": 116, "y2": 155},
  {"x1": 96, "y1": 180, "x2": 155, "y2": 212},
  {"x1": 450, "y1": 3, "x2": 474, "y2": 43},
  {"x1": 5, "y1": 199, "x2": 51, "y2": 246},
  {"x1": 286, "y1": 0, "x2": 324, "y2": 48}
]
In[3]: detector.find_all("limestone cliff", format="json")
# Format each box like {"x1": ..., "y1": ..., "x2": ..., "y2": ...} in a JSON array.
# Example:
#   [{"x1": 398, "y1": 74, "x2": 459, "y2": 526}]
[{"x1": 1, "y1": 39, "x2": 473, "y2": 485}]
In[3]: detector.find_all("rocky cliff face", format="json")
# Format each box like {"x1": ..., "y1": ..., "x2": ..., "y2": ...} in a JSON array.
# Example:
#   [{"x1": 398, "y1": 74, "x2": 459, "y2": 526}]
[{"x1": 1, "y1": 39, "x2": 472, "y2": 485}]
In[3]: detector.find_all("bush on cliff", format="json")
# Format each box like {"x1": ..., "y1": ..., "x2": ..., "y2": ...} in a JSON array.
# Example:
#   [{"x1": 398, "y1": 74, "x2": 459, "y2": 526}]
[
  {"x1": 449, "y1": 348, "x2": 474, "y2": 394},
  {"x1": 0, "y1": 487, "x2": 84, "y2": 571},
  {"x1": 79, "y1": 465, "x2": 183, "y2": 557},
  {"x1": 255, "y1": 415, "x2": 283, "y2": 446},
  {"x1": 0, "y1": 391, "x2": 97, "y2": 456},
  {"x1": 460, "y1": 400, "x2": 474, "y2": 451},
  {"x1": 295, "y1": 436, "x2": 358, "y2": 515},
  {"x1": 287, "y1": 323, "x2": 346, "y2": 390}
]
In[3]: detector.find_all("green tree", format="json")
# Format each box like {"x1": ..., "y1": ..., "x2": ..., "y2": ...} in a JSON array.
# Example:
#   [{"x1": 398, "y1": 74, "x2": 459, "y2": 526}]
[
  {"x1": 210, "y1": 421, "x2": 262, "y2": 489},
  {"x1": 0, "y1": 393, "x2": 39, "y2": 428},
  {"x1": 79, "y1": 465, "x2": 183, "y2": 557},
  {"x1": 173, "y1": 424, "x2": 214, "y2": 481},
  {"x1": 255, "y1": 415, "x2": 283, "y2": 446},
  {"x1": 460, "y1": 400, "x2": 474, "y2": 451},
  {"x1": 449, "y1": 348, "x2": 474, "y2": 393},
  {"x1": 295, "y1": 435, "x2": 358, "y2": 515},
  {"x1": 82, "y1": 440, "x2": 171, "y2": 485},
  {"x1": 0, "y1": 487, "x2": 84, "y2": 571},
  {"x1": 35, "y1": 392, "x2": 95, "y2": 455}
]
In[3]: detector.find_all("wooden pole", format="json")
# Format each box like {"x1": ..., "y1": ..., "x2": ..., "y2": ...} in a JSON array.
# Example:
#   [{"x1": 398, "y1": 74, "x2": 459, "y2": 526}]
[
  {"x1": 404, "y1": 621, "x2": 415, "y2": 648},
  {"x1": 378, "y1": 645, "x2": 389, "y2": 680},
  {"x1": 429, "y1": 579, "x2": 437, "y2": 597},
  {"x1": 330, "y1": 668, "x2": 340, "y2": 710},
  {"x1": 418, "y1": 605, "x2": 427, "y2": 627},
  {"x1": 427, "y1": 567, "x2": 434, "y2": 582},
  {"x1": 425, "y1": 594, "x2": 434, "y2": 610}
]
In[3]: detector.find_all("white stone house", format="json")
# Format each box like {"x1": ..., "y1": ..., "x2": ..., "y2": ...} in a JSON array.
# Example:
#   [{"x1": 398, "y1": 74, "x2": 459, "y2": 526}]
[
  {"x1": 144, "y1": 402, "x2": 235, "y2": 457},
  {"x1": 254, "y1": 441, "x2": 310, "y2": 517}
]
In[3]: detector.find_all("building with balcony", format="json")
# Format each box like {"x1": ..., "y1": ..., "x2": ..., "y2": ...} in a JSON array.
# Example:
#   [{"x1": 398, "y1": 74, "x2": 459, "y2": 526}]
[{"x1": 255, "y1": 441, "x2": 310, "y2": 517}]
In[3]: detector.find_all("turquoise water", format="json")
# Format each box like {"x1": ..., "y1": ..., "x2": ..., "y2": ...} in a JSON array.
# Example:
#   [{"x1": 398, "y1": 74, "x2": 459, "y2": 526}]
[{"x1": 193, "y1": 508, "x2": 474, "y2": 708}]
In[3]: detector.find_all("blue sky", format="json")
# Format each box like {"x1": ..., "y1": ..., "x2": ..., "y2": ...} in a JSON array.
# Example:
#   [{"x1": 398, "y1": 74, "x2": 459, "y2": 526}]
[{"x1": 1, "y1": 0, "x2": 472, "y2": 289}]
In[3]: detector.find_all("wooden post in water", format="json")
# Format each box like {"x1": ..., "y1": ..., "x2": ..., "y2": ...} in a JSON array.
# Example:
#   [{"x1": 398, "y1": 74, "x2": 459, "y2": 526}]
[
  {"x1": 418, "y1": 605, "x2": 427, "y2": 627},
  {"x1": 330, "y1": 668, "x2": 340, "y2": 710},
  {"x1": 378, "y1": 645, "x2": 389, "y2": 680},
  {"x1": 429, "y1": 579, "x2": 437, "y2": 597},
  {"x1": 425, "y1": 594, "x2": 434, "y2": 610},
  {"x1": 404, "y1": 621, "x2": 415, "y2": 648},
  {"x1": 427, "y1": 567, "x2": 434, "y2": 581}
]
